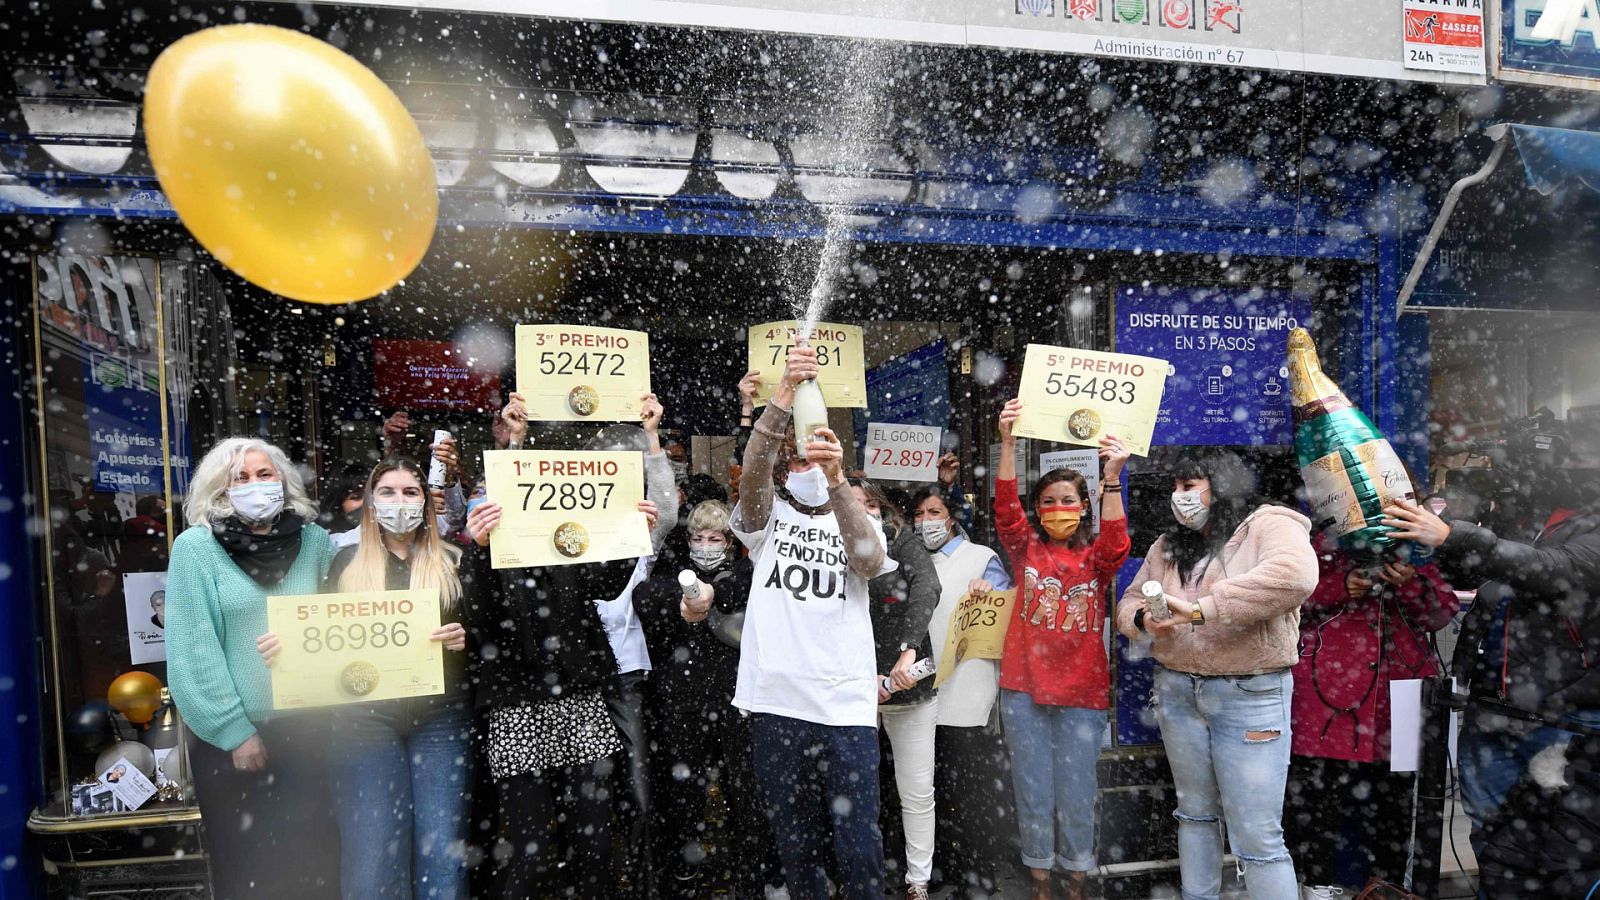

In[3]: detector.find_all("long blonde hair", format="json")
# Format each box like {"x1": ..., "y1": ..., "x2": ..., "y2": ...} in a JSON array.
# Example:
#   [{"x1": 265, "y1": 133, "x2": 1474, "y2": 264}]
[{"x1": 338, "y1": 458, "x2": 462, "y2": 610}]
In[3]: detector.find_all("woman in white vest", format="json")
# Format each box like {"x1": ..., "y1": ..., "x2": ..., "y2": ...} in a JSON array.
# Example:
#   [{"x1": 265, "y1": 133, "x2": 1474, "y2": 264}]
[{"x1": 908, "y1": 483, "x2": 1018, "y2": 898}]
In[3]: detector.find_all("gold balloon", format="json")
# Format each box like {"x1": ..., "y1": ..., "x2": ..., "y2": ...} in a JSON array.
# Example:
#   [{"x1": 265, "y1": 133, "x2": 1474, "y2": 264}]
[
  {"x1": 107, "y1": 671, "x2": 164, "y2": 727},
  {"x1": 143, "y1": 24, "x2": 438, "y2": 304}
]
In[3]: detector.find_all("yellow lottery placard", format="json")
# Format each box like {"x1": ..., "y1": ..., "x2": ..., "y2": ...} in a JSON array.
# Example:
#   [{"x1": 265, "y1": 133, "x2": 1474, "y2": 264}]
[
  {"x1": 483, "y1": 449, "x2": 652, "y2": 569},
  {"x1": 746, "y1": 320, "x2": 866, "y2": 408},
  {"x1": 515, "y1": 324, "x2": 651, "y2": 422},
  {"x1": 1013, "y1": 344, "x2": 1169, "y2": 457},
  {"x1": 268, "y1": 589, "x2": 444, "y2": 710},
  {"x1": 935, "y1": 589, "x2": 1017, "y2": 688}
]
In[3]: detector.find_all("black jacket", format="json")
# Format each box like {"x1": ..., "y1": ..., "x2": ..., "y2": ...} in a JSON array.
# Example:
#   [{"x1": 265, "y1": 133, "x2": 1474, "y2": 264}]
[
  {"x1": 1442, "y1": 508, "x2": 1600, "y2": 718},
  {"x1": 458, "y1": 546, "x2": 628, "y2": 711},
  {"x1": 1478, "y1": 733, "x2": 1600, "y2": 897},
  {"x1": 633, "y1": 554, "x2": 754, "y2": 713},
  {"x1": 870, "y1": 525, "x2": 941, "y2": 706}
]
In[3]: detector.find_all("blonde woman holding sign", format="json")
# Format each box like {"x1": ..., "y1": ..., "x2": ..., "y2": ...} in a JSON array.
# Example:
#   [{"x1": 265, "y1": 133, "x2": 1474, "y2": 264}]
[
  {"x1": 317, "y1": 457, "x2": 484, "y2": 900},
  {"x1": 908, "y1": 481, "x2": 1016, "y2": 898},
  {"x1": 993, "y1": 398, "x2": 1131, "y2": 900}
]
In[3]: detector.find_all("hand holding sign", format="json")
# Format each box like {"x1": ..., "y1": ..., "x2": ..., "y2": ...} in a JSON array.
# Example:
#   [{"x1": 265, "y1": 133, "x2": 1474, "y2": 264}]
[{"x1": 1013, "y1": 344, "x2": 1168, "y2": 456}]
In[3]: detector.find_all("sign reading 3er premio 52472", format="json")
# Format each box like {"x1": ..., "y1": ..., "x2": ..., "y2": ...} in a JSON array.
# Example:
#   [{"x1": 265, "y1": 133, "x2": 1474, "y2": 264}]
[
  {"x1": 482, "y1": 450, "x2": 652, "y2": 569},
  {"x1": 1013, "y1": 344, "x2": 1169, "y2": 457},
  {"x1": 515, "y1": 325, "x2": 650, "y2": 422},
  {"x1": 746, "y1": 320, "x2": 866, "y2": 408}
]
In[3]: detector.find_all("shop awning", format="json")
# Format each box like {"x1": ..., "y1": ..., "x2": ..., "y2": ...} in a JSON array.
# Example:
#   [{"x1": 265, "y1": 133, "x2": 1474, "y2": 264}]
[
  {"x1": 1511, "y1": 124, "x2": 1600, "y2": 197},
  {"x1": 1397, "y1": 123, "x2": 1600, "y2": 316}
]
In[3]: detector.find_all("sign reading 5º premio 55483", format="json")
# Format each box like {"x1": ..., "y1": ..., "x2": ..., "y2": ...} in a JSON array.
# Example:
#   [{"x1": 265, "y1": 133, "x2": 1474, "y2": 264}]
[
  {"x1": 1013, "y1": 344, "x2": 1169, "y2": 457},
  {"x1": 482, "y1": 450, "x2": 652, "y2": 569},
  {"x1": 515, "y1": 325, "x2": 651, "y2": 422},
  {"x1": 268, "y1": 589, "x2": 445, "y2": 710}
]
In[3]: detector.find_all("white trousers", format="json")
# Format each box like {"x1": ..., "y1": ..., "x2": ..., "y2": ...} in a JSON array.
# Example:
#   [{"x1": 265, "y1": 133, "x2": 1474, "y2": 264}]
[{"x1": 878, "y1": 698, "x2": 939, "y2": 885}]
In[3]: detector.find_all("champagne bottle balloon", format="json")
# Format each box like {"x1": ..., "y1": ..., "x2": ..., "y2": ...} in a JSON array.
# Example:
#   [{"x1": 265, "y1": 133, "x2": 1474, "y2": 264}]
[{"x1": 1287, "y1": 328, "x2": 1418, "y2": 557}]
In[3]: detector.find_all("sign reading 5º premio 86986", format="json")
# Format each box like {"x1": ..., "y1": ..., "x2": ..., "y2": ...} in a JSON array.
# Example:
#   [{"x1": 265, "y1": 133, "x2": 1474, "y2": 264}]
[
  {"x1": 268, "y1": 589, "x2": 444, "y2": 710},
  {"x1": 515, "y1": 325, "x2": 651, "y2": 422},
  {"x1": 747, "y1": 320, "x2": 867, "y2": 408},
  {"x1": 482, "y1": 449, "x2": 652, "y2": 569},
  {"x1": 1013, "y1": 344, "x2": 1169, "y2": 457}
]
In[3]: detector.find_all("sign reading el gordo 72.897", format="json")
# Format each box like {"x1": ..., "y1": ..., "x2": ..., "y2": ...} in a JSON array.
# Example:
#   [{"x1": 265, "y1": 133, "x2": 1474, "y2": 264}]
[{"x1": 1013, "y1": 344, "x2": 1169, "y2": 457}]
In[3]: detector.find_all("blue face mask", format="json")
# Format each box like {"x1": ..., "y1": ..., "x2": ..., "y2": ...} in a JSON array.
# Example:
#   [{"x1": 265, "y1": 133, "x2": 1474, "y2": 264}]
[{"x1": 466, "y1": 496, "x2": 488, "y2": 518}]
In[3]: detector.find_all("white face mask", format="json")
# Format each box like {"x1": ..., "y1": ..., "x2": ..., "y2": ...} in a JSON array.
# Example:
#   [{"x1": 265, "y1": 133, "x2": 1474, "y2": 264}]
[
  {"x1": 785, "y1": 466, "x2": 831, "y2": 508},
  {"x1": 374, "y1": 501, "x2": 426, "y2": 536},
  {"x1": 916, "y1": 519, "x2": 950, "y2": 550},
  {"x1": 689, "y1": 546, "x2": 727, "y2": 571},
  {"x1": 671, "y1": 460, "x2": 689, "y2": 481},
  {"x1": 1171, "y1": 489, "x2": 1211, "y2": 531},
  {"x1": 229, "y1": 481, "x2": 284, "y2": 525}
]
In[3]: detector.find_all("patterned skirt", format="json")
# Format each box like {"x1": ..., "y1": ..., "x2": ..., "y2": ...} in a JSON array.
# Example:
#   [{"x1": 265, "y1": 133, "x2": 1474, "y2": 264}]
[{"x1": 486, "y1": 689, "x2": 623, "y2": 782}]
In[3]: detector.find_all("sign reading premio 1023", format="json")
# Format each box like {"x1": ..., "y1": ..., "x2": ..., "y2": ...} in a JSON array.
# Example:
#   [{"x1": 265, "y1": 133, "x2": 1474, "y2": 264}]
[{"x1": 1013, "y1": 345, "x2": 1169, "y2": 457}]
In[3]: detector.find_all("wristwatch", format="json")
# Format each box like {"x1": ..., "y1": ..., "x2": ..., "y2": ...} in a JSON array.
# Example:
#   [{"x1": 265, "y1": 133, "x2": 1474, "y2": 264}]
[{"x1": 1190, "y1": 607, "x2": 1206, "y2": 626}]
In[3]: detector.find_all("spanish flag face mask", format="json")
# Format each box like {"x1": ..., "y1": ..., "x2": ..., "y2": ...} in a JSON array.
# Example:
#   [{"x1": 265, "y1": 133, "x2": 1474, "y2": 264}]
[{"x1": 1040, "y1": 508, "x2": 1082, "y2": 541}]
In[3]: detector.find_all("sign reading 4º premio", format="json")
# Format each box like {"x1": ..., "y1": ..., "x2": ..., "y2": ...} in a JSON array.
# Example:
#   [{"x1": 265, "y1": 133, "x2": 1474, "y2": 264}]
[
  {"x1": 482, "y1": 449, "x2": 653, "y2": 569},
  {"x1": 515, "y1": 324, "x2": 651, "y2": 422},
  {"x1": 268, "y1": 589, "x2": 444, "y2": 709},
  {"x1": 746, "y1": 320, "x2": 867, "y2": 408},
  {"x1": 1013, "y1": 344, "x2": 1169, "y2": 457}
]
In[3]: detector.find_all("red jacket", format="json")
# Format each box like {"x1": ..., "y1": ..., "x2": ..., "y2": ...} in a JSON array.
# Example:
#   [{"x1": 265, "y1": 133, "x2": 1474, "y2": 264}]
[
  {"x1": 994, "y1": 478, "x2": 1130, "y2": 709},
  {"x1": 1290, "y1": 533, "x2": 1458, "y2": 763}
]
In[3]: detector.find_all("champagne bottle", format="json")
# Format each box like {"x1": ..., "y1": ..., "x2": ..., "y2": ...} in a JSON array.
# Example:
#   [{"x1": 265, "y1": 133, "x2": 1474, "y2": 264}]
[
  {"x1": 792, "y1": 378, "x2": 829, "y2": 460},
  {"x1": 1287, "y1": 328, "x2": 1417, "y2": 555}
]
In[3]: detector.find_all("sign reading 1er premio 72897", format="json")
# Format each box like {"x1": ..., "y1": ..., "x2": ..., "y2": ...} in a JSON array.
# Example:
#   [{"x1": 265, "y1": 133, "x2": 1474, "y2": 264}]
[
  {"x1": 515, "y1": 325, "x2": 651, "y2": 422},
  {"x1": 482, "y1": 450, "x2": 652, "y2": 569},
  {"x1": 863, "y1": 423, "x2": 941, "y2": 482},
  {"x1": 747, "y1": 321, "x2": 867, "y2": 408},
  {"x1": 1013, "y1": 344, "x2": 1169, "y2": 457}
]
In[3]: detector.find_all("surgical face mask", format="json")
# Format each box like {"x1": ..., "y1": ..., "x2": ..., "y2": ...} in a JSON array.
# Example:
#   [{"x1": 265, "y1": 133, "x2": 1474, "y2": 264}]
[
  {"x1": 689, "y1": 546, "x2": 728, "y2": 571},
  {"x1": 374, "y1": 501, "x2": 426, "y2": 536},
  {"x1": 228, "y1": 481, "x2": 284, "y2": 525},
  {"x1": 1040, "y1": 508, "x2": 1082, "y2": 541},
  {"x1": 916, "y1": 519, "x2": 950, "y2": 551},
  {"x1": 785, "y1": 466, "x2": 831, "y2": 508},
  {"x1": 671, "y1": 460, "x2": 689, "y2": 481},
  {"x1": 1171, "y1": 489, "x2": 1211, "y2": 531},
  {"x1": 465, "y1": 496, "x2": 488, "y2": 519}
]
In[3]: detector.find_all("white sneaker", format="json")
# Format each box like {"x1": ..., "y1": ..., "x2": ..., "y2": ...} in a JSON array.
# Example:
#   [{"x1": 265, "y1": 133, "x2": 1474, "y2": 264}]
[
  {"x1": 764, "y1": 886, "x2": 791, "y2": 900},
  {"x1": 1302, "y1": 887, "x2": 1346, "y2": 900}
]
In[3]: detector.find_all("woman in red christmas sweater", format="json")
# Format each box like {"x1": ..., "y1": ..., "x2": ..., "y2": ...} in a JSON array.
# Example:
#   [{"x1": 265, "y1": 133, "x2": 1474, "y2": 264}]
[{"x1": 992, "y1": 398, "x2": 1131, "y2": 900}]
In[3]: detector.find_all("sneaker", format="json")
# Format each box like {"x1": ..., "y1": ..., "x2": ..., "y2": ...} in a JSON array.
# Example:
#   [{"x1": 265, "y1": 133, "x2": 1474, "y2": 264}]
[
  {"x1": 765, "y1": 886, "x2": 791, "y2": 900},
  {"x1": 1302, "y1": 888, "x2": 1346, "y2": 900},
  {"x1": 907, "y1": 884, "x2": 931, "y2": 900}
]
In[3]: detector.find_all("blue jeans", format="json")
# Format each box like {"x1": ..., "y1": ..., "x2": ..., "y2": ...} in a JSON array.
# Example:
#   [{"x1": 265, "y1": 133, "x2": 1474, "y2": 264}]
[
  {"x1": 750, "y1": 713, "x2": 883, "y2": 900},
  {"x1": 1459, "y1": 706, "x2": 1600, "y2": 842},
  {"x1": 999, "y1": 690, "x2": 1101, "y2": 872},
  {"x1": 330, "y1": 696, "x2": 473, "y2": 900},
  {"x1": 1153, "y1": 667, "x2": 1298, "y2": 900}
]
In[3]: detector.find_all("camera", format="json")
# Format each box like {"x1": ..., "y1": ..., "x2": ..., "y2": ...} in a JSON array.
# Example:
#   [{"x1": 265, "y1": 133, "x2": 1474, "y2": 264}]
[{"x1": 1438, "y1": 407, "x2": 1574, "y2": 528}]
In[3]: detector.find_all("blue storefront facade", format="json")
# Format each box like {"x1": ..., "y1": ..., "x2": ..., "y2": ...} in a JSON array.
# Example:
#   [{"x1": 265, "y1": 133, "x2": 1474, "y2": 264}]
[{"x1": 4, "y1": 0, "x2": 1592, "y2": 896}]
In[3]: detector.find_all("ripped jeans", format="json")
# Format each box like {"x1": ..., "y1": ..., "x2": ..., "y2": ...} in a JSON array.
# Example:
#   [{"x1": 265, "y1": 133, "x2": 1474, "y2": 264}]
[{"x1": 1154, "y1": 666, "x2": 1298, "y2": 900}]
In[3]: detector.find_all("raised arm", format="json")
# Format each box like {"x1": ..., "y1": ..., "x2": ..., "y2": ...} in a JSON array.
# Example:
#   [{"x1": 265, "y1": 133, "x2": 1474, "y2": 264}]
[
  {"x1": 810, "y1": 427, "x2": 888, "y2": 578},
  {"x1": 640, "y1": 393, "x2": 679, "y2": 551},
  {"x1": 737, "y1": 345, "x2": 816, "y2": 532}
]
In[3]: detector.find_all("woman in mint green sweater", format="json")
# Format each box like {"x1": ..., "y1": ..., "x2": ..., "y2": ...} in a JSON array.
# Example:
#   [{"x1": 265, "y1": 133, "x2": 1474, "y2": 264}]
[{"x1": 165, "y1": 437, "x2": 340, "y2": 900}]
